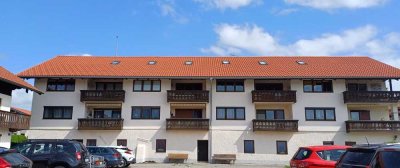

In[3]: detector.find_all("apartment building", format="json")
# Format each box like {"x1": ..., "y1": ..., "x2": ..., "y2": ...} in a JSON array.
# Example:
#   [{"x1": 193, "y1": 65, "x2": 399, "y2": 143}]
[
  {"x1": 0, "y1": 66, "x2": 42, "y2": 148},
  {"x1": 18, "y1": 56, "x2": 400, "y2": 164}
]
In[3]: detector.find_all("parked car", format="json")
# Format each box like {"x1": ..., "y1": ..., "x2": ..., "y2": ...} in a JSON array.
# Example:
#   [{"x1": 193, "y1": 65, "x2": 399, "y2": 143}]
[
  {"x1": 13, "y1": 139, "x2": 90, "y2": 168},
  {"x1": 101, "y1": 146, "x2": 135, "y2": 167},
  {"x1": 0, "y1": 148, "x2": 33, "y2": 168},
  {"x1": 335, "y1": 143, "x2": 400, "y2": 168},
  {"x1": 87, "y1": 147, "x2": 124, "y2": 168},
  {"x1": 290, "y1": 145, "x2": 349, "y2": 168}
]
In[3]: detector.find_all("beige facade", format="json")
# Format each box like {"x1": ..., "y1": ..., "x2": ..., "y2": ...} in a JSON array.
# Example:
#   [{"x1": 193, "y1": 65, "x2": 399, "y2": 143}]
[{"x1": 27, "y1": 78, "x2": 400, "y2": 165}]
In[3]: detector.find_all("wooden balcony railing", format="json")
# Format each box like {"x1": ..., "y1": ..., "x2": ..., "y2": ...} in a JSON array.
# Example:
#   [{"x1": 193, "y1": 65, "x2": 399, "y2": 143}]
[
  {"x1": 78, "y1": 118, "x2": 124, "y2": 130},
  {"x1": 253, "y1": 120, "x2": 298, "y2": 131},
  {"x1": 343, "y1": 91, "x2": 400, "y2": 103},
  {"x1": 0, "y1": 110, "x2": 30, "y2": 131},
  {"x1": 252, "y1": 90, "x2": 296, "y2": 103},
  {"x1": 345, "y1": 120, "x2": 400, "y2": 133},
  {"x1": 80, "y1": 90, "x2": 125, "y2": 102},
  {"x1": 166, "y1": 118, "x2": 210, "y2": 130},
  {"x1": 167, "y1": 90, "x2": 209, "y2": 102}
]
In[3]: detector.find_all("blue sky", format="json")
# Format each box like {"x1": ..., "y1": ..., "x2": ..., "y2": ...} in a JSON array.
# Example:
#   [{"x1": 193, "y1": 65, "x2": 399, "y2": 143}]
[{"x1": 1, "y1": 0, "x2": 400, "y2": 109}]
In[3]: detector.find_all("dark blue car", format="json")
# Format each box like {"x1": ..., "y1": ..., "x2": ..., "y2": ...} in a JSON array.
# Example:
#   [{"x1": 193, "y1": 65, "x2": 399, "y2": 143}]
[{"x1": 87, "y1": 147, "x2": 124, "y2": 168}]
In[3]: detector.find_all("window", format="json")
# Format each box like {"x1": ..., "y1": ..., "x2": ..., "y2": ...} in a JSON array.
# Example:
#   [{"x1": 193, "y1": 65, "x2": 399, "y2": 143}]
[
  {"x1": 256, "y1": 110, "x2": 285, "y2": 120},
  {"x1": 32, "y1": 143, "x2": 52, "y2": 155},
  {"x1": 133, "y1": 80, "x2": 161, "y2": 92},
  {"x1": 216, "y1": 107, "x2": 245, "y2": 120},
  {"x1": 347, "y1": 83, "x2": 367, "y2": 91},
  {"x1": 350, "y1": 110, "x2": 370, "y2": 121},
  {"x1": 94, "y1": 109, "x2": 121, "y2": 119},
  {"x1": 47, "y1": 79, "x2": 75, "y2": 91},
  {"x1": 117, "y1": 139, "x2": 127, "y2": 146},
  {"x1": 43, "y1": 106, "x2": 73, "y2": 119},
  {"x1": 276, "y1": 141, "x2": 288, "y2": 154},
  {"x1": 96, "y1": 82, "x2": 123, "y2": 91},
  {"x1": 305, "y1": 108, "x2": 336, "y2": 121},
  {"x1": 216, "y1": 80, "x2": 244, "y2": 92},
  {"x1": 244, "y1": 140, "x2": 254, "y2": 153},
  {"x1": 87, "y1": 139, "x2": 97, "y2": 146},
  {"x1": 323, "y1": 141, "x2": 334, "y2": 145},
  {"x1": 131, "y1": 106, "x2": 160, "y2": 119},
  {"x1": 345, "y1": 141, "x2": 356, "y2": 146},
  {"x1": 316, "y1": 149, "x2": 347, "y2": 161},
  {"x1": 293, "y1": 148, "x2": 312, "y2": 160},
  {"x1": 156, "y1": 139, "x2": 166, "y2": 153},
  {"x1": 303, "y1": 80, "x2": 333, "y2": 92}
]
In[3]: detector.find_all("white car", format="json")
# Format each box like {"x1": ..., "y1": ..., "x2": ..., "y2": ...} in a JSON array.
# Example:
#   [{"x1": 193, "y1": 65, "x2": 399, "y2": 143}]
[{"x1": 101, "y1": 146, "x2": 135, "y2": 167}]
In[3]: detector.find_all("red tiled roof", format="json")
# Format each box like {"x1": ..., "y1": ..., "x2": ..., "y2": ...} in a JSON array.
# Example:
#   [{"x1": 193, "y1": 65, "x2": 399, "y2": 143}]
[
  {"x1": 0, "y1": 66, "x2": 42, "y2": 93},
  {"x1": 17, "y1": 56, "x2": 400, "y2": 79},
  {"x1": 11, "y1": 107, "x2": 31, "y2": 116}
]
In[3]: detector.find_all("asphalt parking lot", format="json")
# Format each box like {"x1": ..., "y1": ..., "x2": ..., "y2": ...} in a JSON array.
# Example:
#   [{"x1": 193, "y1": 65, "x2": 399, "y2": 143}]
[{"x1": 129, "y1": 163, "x2": 285, "y2": 168}]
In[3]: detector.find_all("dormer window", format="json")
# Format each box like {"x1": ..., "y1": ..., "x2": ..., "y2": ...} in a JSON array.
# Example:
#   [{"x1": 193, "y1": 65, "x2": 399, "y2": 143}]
[
  {"x1": 296, "y1": 60, "x2": 306, "y2": 65},
  {"x1": 259, "y1": 61, "x2": 267, "y2": 65},
  {"x1": 222, "y1": 60, "x2": 230, "y2": 64},
  {"x1": 148, "y1": 61, "x2": 157, "y2": 65},
  {"x1": 185, "y1": 61, "x2": 193, "y2": 65},
  {"x1": 111, "y1": 60, "x2": 120, "y2": 65}
]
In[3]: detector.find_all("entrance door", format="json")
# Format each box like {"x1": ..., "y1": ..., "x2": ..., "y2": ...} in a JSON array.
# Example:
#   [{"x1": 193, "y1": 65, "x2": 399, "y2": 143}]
[
  {"x1": 197, "y1": 140, "x2": 208, "y2": 162},
  {"x1": 176, "y1": 83, "x2": 203, "y2": 90}
]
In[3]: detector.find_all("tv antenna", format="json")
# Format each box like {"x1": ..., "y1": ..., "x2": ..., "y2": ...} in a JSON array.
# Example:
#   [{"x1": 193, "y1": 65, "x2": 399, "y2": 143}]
[{"x1": 115, "y1": 35, "x2": 119, "y2": 56}]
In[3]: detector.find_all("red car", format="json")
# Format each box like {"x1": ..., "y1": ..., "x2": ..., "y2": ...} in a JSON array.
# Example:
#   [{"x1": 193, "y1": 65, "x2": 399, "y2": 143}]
[{"x1": 290, "y1": 145, "x2": 350, "y2": 168}]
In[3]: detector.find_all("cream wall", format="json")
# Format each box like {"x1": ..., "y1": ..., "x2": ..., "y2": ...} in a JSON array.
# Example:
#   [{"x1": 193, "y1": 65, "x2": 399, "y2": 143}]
[
  {"x1": 0, "y1": 93, "x2": 11, "y2": 112},
  {"x1": 27, "y1": 78, "x2": 399, "y2": 165},
  {"x1": 30, "y1": 78, "x2": 87, "y2": 129},
  {"x1": 211, "y1": 79, "x2": 254, "y2": 130},
  {"x1": 291, "y1": 79, "x2": 348, "y2": 132},
  {"x1": 0, "y1": 129, "x2": 11, "y2": 148}
]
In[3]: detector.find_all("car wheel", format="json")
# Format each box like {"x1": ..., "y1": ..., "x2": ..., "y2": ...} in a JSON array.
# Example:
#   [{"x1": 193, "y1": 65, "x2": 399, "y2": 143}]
[
  {"x1": 123, "y1": 158, "x2": 130, "y2": 167},
  {"x1": 118, "y1": 159, "x2": 126, "y2": 168}
]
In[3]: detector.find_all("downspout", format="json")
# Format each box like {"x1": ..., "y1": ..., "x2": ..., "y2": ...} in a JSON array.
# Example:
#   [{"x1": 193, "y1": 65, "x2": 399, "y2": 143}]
[{"x1": 209, "y1": 77, "x2": 213, "y2": 163}]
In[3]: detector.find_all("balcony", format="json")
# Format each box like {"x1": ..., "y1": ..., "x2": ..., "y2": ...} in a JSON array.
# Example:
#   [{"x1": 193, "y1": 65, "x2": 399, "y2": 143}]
[
  {"x1": 167, "y1": 90, "x2": 209, "y2": 102},
  {"x1": 166, "y1": 118, "x2": 210, "y2": 130},
  {"x1": 80, "y1": 90, "x2": 125, "y2": 102},
  {"x1": 0, "y1": 110, "x2": 30, "y2": 131},
  {"x1": 343, "y1": 91, "x2": 400, "y2": 103},
  {"x1": 78, "y1": 118, "x2": 124, "y2": 130},
  {"x1": 252, "y1": 90, "x2": 296, "y2": 103},
  {"x1": 253, "y1": 120, "x2": 298, "y2": 131},
  {"x1": 345, "y1": 120, "x2": 400, "y2": 133}
]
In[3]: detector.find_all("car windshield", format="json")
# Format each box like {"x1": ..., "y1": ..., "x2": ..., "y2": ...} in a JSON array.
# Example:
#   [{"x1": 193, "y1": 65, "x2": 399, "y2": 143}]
[
  {"x1": 377, "y1": 151, "x2": 400, "y2": 168},
  {"x1": 293, "y1": 148, "x2": 312, "y2": 160},
  {"x1": 317, "y1": 149, "x2": 347, "y2": 161},
  {"x1": 340, "y1": 149, "x2": 375, "y2": 166}
]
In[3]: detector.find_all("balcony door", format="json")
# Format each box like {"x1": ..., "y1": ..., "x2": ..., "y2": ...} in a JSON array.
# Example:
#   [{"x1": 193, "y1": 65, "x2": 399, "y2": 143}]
[
  {"x1": 94, "y1": 109, "x2": 121, "y2": 119},
  {"x1": 96, "y1": 82, "x2": 123, "y2": 91},
  {"x1": 350, "y1": 110, "x2": 370, "y2": 120},
  {"x1": 255, "y1": 83, "x2": 283, "y2": 91},
  {"x1": 175, "y1": 83, "x2": 203, "y2": 90},
  {"x1": 175, "y1": 109, "x2": 202, "y2": 118}
]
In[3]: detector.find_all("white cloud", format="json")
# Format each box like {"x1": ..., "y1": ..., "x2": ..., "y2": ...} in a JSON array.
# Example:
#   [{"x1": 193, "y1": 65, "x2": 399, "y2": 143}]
[
  {"x1": 11, "y1": 89, "x2": 33, "y2": 110},
  {"x1": 159, "y1": 0, "x2": 188, "y2": 24},
  {"x1": 284, "y1": 0, "x2": 387, "y2": 10},
  {"x1": 194, "y1": 0, "x2": 260, "y2": 10},
  {"x1": 202, "y1": 23, "x2": 400, "y2": 65},
  {"x1": 272, "y1": 8, "x2": 299, "y2": 15}
]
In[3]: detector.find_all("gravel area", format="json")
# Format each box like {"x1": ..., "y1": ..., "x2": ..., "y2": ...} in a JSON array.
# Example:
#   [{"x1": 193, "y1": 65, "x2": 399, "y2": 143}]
[{"x1": 129, "y1": 163, "x2": 285, "y2": 168}]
